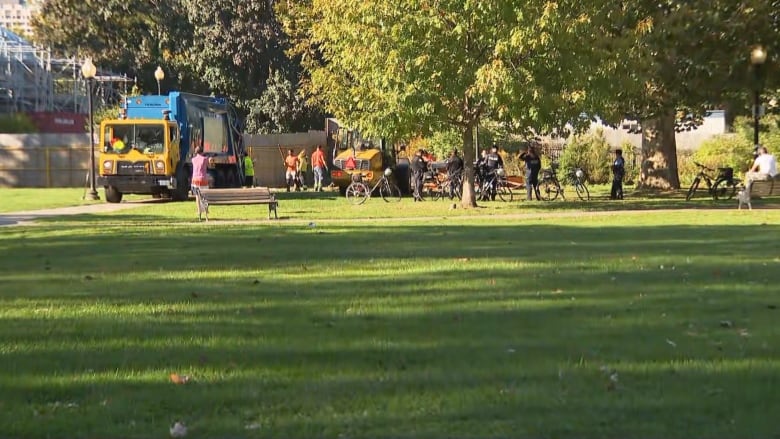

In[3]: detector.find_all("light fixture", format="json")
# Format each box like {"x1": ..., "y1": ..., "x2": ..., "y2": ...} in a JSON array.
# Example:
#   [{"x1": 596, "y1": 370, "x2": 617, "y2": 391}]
[{"x1": 154, "y1": 66, "x2": 165, "y2": 95}]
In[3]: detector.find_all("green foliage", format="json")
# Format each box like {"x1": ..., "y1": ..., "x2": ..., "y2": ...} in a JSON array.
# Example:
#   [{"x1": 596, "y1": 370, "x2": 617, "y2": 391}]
[
  {"x1": 559, "y1": 129, "x2": 612, "y2": 184},
  {"x1": 683, "y1": 134, "x2": 755, "y2": 184},
  {"x1": 245, "y1": 70, "x2": 308, "y2": 134},
  {"x1": 0, "y1": 113, "x2": 37, "y2": 133},
  {"x1": 425, "y1": 129, "x2": 461, "y2": 161},
  {"x1": 33, "y1": 0, "x2": 318, "y2": 132},
  {"x1": 734, "y1": 115, "x2": 780, "y2": 153}
]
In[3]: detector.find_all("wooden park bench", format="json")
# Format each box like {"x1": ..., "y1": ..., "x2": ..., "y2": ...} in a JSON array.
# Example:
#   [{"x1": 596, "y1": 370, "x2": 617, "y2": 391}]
[
  {"x1": 194, "y1": 187, "x2": 278, "y2": 220},
  {"x1": 746, "y1": 176, "x2": 780, "y2": 202}
]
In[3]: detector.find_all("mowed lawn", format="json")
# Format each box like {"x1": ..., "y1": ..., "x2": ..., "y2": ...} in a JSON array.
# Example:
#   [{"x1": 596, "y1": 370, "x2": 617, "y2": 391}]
[{"x1": 1, "y1": 198, "x2": 780, "y2": 438}]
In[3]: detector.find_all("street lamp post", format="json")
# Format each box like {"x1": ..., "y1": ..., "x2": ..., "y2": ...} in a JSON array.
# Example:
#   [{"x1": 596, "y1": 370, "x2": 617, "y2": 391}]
[
  {"x1": 750, "y1": 46, "x2": 767, "y2": 151},
  {"x1": 154, "y1": 66, "x2": 165, "y2": 95},
  {"x1": 82, "y1": 58, "x2": 99, "y2": 201}
]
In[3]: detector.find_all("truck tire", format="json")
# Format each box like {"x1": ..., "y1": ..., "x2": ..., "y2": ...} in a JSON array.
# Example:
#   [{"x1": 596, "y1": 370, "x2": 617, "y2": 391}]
[
  {"x1": 171, "y1": 164, "x2": 190, "y2": 201},
  {"x1": 105, "y1": 186, "x2": 123, "y2": 203},
  {"x1": 226, "y1": 167, "x2": 239, "y2": 188}
]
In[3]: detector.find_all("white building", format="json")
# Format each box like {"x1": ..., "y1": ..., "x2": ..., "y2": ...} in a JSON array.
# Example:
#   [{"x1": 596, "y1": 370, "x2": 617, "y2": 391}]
[{"x1": 0, "y1": 0, "x2": 38, "y2": 38}]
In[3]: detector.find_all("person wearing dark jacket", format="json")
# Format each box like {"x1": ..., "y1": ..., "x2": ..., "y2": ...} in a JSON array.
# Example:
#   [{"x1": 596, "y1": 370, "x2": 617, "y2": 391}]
[
  {"x1": 446, "y1": 149, "x2": 464, "y2": 199},
  {"x1": 519, "y1": 146, "x2": 542, "y2": 200},
  {"x1": 410, "y1": 149, "x2": 428, "y2": 201},
  {"x1": 484, "y1": 145, "x2": 504, "y2": 200},
  {"x1": 611, "y1": 149, "x2": 625, "y2": 200}
]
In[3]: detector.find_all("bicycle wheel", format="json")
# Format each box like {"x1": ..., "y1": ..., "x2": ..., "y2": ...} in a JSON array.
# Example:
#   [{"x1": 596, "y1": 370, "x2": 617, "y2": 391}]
[
  {"x1": 450, "y1": 180, "x2": 463, "y2": 200},
  {"x1": 540, "y1": 179, "x2": 560, "y2": 201},
  {"x1": 685, "y1": 178, "x2": 701, "y2": 200},
  {"x1": 712, "y1": 178, "x2": 739, "y2": 200},
  {"x1": 497, "y1": 185, "x2": 513, "y2": 202},
  {"x1": 346, "y1": 182, "x2": 369, "y2": 205},
  {"x1": 575, "y1": 182, "x2": 590, "y2": 201},
  {"x1": 380, "y1": 181, "x2": 402, "y2": 202}
]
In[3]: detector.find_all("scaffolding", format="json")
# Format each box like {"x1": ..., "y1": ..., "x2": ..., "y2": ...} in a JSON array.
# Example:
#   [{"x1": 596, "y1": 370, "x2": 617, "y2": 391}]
[{"x1": 0, "y1": 26, "x2": 132, "y2": 115}]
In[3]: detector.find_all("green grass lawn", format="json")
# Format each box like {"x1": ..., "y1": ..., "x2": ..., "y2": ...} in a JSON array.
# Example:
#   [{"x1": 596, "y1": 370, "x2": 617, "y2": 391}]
[{"x1": 1, "y1": 194, "x2": 780, "y2": 438}]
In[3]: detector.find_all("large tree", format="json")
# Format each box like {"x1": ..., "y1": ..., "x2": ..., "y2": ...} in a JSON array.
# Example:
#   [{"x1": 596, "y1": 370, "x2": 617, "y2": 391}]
[
  {"x1": 282, "y1": 0, "x2": 615, "y2": 207},
  {"x1": 606, "y1": 1, "x2": 780, "y2": 189},
  {"x1": 32, "y1": 0, "x2": 320, "y2": 132}
]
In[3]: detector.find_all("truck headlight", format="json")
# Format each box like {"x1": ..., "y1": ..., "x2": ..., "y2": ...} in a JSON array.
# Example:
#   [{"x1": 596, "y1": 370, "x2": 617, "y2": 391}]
[
  {"x1": 102, "y1": 160, "x2": 113, "y2": 170},
  {"x1": 154, "y1": 161, "x2": 165, "y2": 171}
]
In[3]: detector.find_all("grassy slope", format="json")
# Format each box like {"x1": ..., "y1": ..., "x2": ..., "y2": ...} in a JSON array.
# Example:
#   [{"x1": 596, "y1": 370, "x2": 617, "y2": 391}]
[{"x1": 1, "y1": 198, "x2": 779, "y2": 438}]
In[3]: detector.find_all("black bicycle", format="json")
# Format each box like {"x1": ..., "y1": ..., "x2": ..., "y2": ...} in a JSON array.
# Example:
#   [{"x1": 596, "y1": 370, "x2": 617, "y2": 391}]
[
  {"x1": 477, "y1": 168, "x2": 513, "y2": 202},
  {"x1": 345, "y1": 168, "x2": 402, "y2": 204},
  {"x1": 538, "y1": 164, "x2": 564, "y2": 201},
  {"x1": 685, "y1": 162, "x2": 741, "y2": 201},
  {"x1": 565, "y1": 167, "x2": 590, "y2": 201}
]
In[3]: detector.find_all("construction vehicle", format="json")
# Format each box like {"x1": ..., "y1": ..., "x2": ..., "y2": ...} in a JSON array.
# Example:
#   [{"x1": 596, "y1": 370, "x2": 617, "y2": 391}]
[
  {"x1": 96, "y1": 92, "x2": 244, "y2": 203},
  {"x1": 326, "y1": 118, "x2": 404, "y2": 193}
]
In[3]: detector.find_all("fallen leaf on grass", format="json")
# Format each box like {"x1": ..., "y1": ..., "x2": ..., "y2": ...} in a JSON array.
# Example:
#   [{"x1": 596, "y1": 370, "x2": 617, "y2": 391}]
[
  {"x1": 666, "y1": 339, "x2": 677, "y2": 347},
  {"x1": 456, "y1": 257, "x2": 470, "y2": 262},
  {"x1": 169, "y1": 373, "x2": 191, "y2": 385},
  {"x1": 719, "y1": 320, "x2": 733, "y2": 328},
  {"x1": 84, "y1": 275, "x2": 94, "y2": 281}
]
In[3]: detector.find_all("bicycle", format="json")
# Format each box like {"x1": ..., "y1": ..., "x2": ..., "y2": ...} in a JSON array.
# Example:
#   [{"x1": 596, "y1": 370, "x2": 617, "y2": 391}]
[
  {"x1": 685, "y1": 162, "x2": 741, "y2": 201},
  {"x1": 538, "y1": 164, "x2": 565, "y2": 201},
  {"x1": 477, "y1": 168, "x2": 513, "y2": 202},
  {"x1": 429, "y1": 173, "x2": 463, "y2": 201},
  {"x1": 565, "y1": 167, "x2": 590, "y2": 201},
  {"x1": 345, "y1": 168, "x2": 402, "y2": 204}
]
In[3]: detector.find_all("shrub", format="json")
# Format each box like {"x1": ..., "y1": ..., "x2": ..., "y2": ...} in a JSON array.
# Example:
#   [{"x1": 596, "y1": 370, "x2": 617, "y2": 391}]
[
  {"x1": 0, "y1": 113, "x2": 37, "y2": 133},
  {"x1": 559, "y1": 129, "x2": 611, "y2": 184},
  {"x1": 734, "y1": 114, "x2": 780, "y2": 153},
  {"x1": 689, "y1": 134, "x2": 754, "y2": 181}
]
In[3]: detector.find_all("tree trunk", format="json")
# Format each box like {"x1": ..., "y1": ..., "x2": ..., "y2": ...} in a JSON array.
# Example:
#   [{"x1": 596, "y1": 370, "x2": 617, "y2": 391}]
[
  {"x1": 639, "y1": 112, "x2": 680, "y2": 190},
  {"x1": 460, "y1": 124, "x2": 478, "y2": 208}
]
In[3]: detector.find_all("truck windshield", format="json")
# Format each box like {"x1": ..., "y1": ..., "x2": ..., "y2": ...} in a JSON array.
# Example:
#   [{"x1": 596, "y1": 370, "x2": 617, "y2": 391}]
[{"x1": 104, "y1": 124, "x2": 165, "y2": 154}]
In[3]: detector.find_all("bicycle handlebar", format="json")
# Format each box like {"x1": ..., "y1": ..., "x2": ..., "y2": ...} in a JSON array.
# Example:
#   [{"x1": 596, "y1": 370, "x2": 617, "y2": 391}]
[{"x1": 694, "y1": 162, "x2": 714, "y2": 171}]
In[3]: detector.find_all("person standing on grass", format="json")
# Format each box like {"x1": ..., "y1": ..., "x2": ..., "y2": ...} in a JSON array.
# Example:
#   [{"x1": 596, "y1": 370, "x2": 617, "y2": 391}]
[
  {"x1": 519, "y1": 146, "x2": 542, "y2": 200},
  {"x1": 411, "y1": 149, "x2": 428, "y2": 201},
  {"x1": 446, "y1": 149, "x2": 464, "y2": 199},
  {"x1": 297, "y1": 150, "x2": 309, "y2": 190},
  {"x1": 284, "y1": 149, "x2": 299, "y2": 192},
  {"x1": 243, "y1": 153, "x2": 254, "y2": 188},
  {"x1": 191, "y1": 146, "x2": 212, "y2": 219},
  {"x1": 611, "y1": 149, "x2": 625, "y2": 200},
  {"x1": 311, "y1": 144, "x2": 328, "y2": 192}
]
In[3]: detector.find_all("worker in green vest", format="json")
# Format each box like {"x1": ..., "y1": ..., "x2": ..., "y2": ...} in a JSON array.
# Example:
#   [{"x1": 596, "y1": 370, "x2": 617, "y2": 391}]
[{"x1": 243, "y1": 153, "x2": 255, "y2": 187}]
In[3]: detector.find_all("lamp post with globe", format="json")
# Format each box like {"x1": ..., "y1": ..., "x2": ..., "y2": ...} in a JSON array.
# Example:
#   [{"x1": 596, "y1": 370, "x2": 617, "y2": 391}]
[
  {"x1": 82, "y1": 58, "x2": 99, "y2": 201},
  {"x1": 154, "y1": 66, "x2": 165, "y2": 95},
  {"x1": 750, "y1": 46, "x2": 767, "y2": 152}
]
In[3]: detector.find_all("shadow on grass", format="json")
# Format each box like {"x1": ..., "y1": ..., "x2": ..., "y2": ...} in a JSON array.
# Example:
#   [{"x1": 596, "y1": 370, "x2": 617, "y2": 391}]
[{"x1": 1, "y1": 223, "x2": 780, "y2": 438}]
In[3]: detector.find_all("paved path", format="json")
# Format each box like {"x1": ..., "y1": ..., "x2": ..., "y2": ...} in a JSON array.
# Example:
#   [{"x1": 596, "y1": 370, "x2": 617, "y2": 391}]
[{"x1": 0, "y1": 202, "x2": 147, "y2": 227}]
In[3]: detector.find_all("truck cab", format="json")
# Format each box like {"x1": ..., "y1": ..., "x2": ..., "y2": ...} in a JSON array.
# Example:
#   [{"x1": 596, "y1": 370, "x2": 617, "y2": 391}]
[{"x1": 327, "y1": 118, "x2": 395, "y2": 193}]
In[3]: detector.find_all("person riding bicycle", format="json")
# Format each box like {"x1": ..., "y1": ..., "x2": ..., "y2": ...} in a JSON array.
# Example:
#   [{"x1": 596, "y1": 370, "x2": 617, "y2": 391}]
[
  {"x1": 484, "y1": 144, "x2": 504, "y2": 201},
  {"x1": 410, "y1": 149, "x2": 428, "y2": 202},
  {"x1": 611, "y1": 149, "x2": 625, "y2": 200},
  {"x1": 519, "y1": 146, "x2": 542, "y2": 201}
]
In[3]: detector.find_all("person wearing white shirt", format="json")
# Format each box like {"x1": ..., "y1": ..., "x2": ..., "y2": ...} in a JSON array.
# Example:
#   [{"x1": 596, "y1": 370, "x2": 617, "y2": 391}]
[{"x1": 746, "y1": 146, "x2": 778, "y2": 182}]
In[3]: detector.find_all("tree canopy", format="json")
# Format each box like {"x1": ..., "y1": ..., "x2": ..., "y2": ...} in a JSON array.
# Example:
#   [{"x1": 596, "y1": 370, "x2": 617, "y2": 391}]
[
  {"x1": 281, "y1": 0, "x2": 618, "y2": 206},
  {"x1": 31, "y1": 0, "x2": 317, "y2": 134}
]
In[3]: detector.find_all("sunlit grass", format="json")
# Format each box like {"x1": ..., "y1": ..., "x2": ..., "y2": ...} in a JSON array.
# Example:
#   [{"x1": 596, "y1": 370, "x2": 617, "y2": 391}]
[{"x1": 1, "y1": 202, "x2": 780, "y2": 438}]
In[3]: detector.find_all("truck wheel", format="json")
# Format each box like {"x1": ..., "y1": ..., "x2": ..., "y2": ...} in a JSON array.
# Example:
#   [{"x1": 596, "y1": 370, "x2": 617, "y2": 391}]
[
  {"x1": 171, "y1": 165, "x2": 190, "y2": 201},
  {"x1": 105, "y1": 186, "x2": 123, "y2": 203}
]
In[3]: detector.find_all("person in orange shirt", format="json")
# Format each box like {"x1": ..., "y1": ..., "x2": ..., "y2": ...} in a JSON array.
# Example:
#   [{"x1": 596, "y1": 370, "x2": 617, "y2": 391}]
[
  {"x1": 310, "y1": 144, "x2": 328, "y2": 192},
  {"x1": 284, "y1": 149, "x2": 299, "y2": 192}
]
